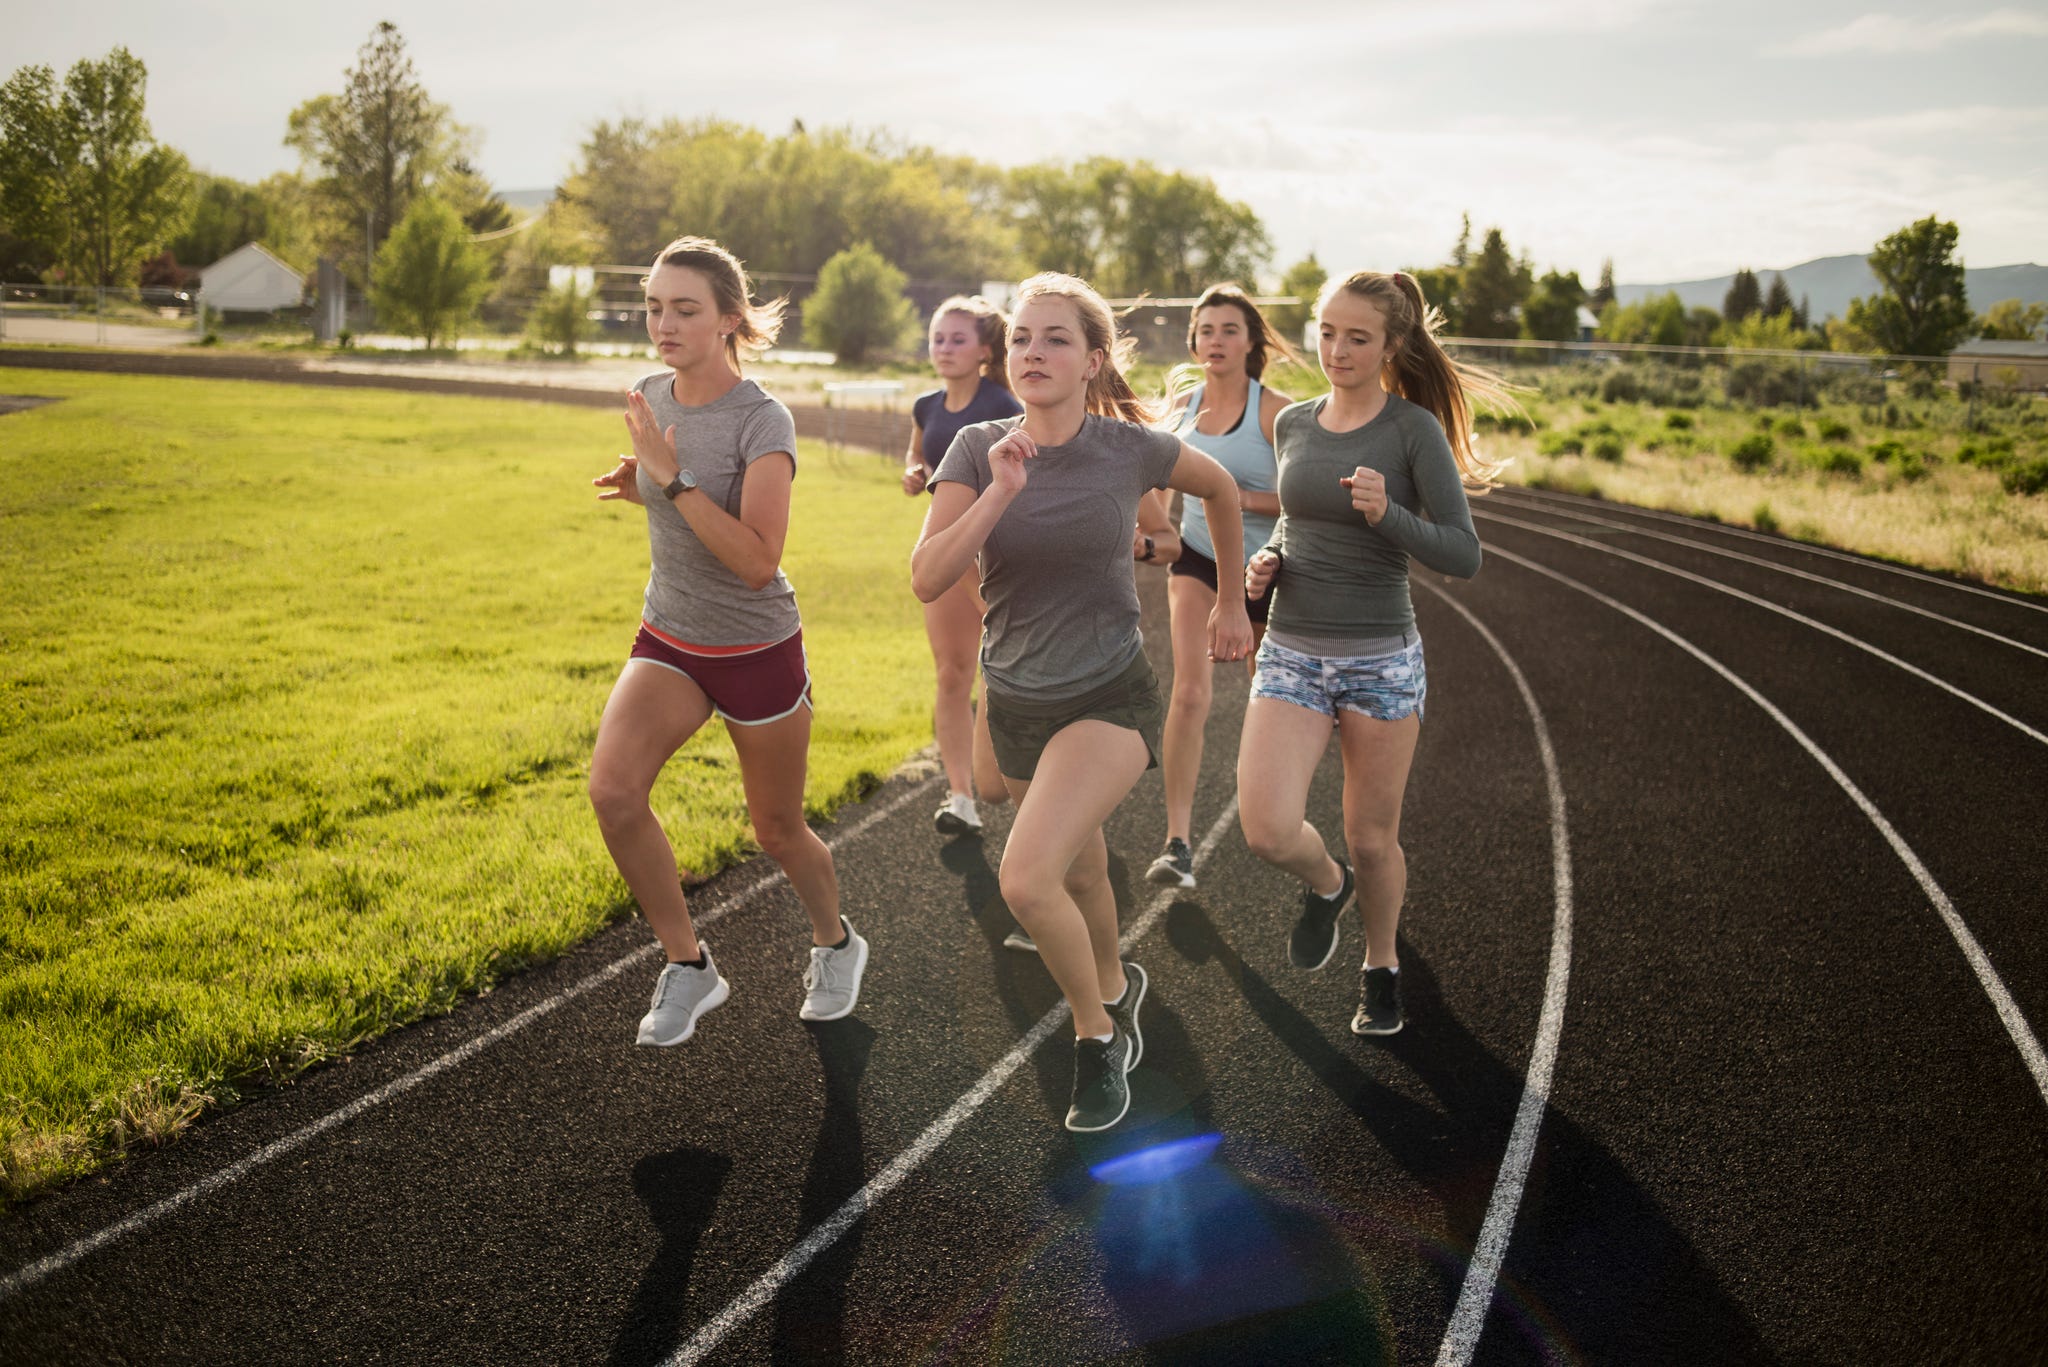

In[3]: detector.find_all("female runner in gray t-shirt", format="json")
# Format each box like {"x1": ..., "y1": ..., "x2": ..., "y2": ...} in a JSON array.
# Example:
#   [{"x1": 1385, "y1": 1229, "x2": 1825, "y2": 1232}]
[{"x1": 912, "y1": 272, "x2": 1253, "y2": 1134}]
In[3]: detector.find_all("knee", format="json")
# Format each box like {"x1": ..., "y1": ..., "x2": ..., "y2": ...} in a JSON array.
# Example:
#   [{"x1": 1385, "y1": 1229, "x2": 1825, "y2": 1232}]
[
  {"x1": 1169, "y1": 675, "x2": 1212, "y2": 717},
  {"x1": 1345, "y1": 825, "x2": 1402, "y2": 874},
  {"x1": 587, "y1": 766, "x2": 647, "y2": 831},
  {"x1": 934, "y1": 657, "x2": 975, "y2": 699},
  {"x1": 752, "y1": 811, "x2": 815, "y2": 862},
  {"x1": 999, "y1": 861, "x2": 1058, "y2": 922},
  {"x1": 1239, "y1": 812, "x2": 1292, "y2": 866}
]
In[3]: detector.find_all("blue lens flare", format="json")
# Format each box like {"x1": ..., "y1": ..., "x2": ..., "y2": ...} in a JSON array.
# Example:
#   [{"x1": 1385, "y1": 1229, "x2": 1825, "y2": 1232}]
[{"x1": 1088, "y1": 1133, "x2": 1223, "y2": 1186}]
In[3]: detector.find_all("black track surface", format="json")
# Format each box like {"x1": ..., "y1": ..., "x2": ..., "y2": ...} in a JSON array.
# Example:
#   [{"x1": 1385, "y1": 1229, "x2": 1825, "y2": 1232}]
[{"x1": 5, "y1": 486, "x2": 2044, "y2": 1365}]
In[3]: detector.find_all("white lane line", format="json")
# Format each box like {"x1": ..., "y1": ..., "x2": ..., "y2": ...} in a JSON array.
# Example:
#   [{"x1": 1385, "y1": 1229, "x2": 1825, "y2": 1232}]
[
  {"x1": 1490, "y1": 543, "x2": 2048, "y2": 1109},
  {"x1": 1476, "y1": 509, "x2": 2048, "y2": 750},
  {"x1": 1420, "y1": 586, "x2": 1575, "y2": 1367},
  {"x1": 665, "y1": 801, "x2": 1246, "y2": 1367},
  {"x1": 1499, "y1": 500, "x2": 2048, "y2": 662},
  {"x1": 1497, "y1": 485, "x2": 2048, "y2": 618},
  {"x1": 0, "y1": 774, "x2": 946, "y2": 1305}
]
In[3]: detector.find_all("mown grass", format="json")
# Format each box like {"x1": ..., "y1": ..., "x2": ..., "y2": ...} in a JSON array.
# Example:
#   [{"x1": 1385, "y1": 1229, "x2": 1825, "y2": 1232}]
[{"x1": 0, "y1": 370, "x2": 933, "y2": 1206}]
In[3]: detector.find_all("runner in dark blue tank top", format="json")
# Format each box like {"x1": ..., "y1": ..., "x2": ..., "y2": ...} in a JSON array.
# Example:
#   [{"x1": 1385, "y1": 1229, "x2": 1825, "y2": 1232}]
[{"x1": 901, "y1": 297, "x2": 1023, "y2": 846}]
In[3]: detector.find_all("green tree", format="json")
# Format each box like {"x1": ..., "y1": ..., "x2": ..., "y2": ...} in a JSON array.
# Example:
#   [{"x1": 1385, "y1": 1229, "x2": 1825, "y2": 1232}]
[
  {"x1": 1844, "y1": 216, "x2": 1972, "y2": 357},
  {"x1": 1599, "y1": 291, "x2": 1687, "y2": 345},
  {"x1": 287, "y1": 22, "x2": 461, "y2": 285},
  {"x1": 1006, "y1": 156, "x2": 1268, "y2": 297},
  {"x1": 168, "y1": 172, "x2": 274, "y2": 269},
  {"x1": 803, "y1": 241, "x2": 914, "y2": 365},
  {"x1": 1269, "y1": 252, "x2": 1326, "y2": 340},
  {"x1": 1459, "y1": 227, "x2": 1530, "y2": 339},
  {"x1": 1588, "y1": 257, "x2": 1616, "y2": 314},
  {"x1": 1408, "y1": 264, "x2": 1464, "y2": 335},
  {"x1": 1722, "y1": 268, "x2": 1761, "y2": 324},
  {"x1": 1762, "y1": 272, "x2": 1794, "y2": 320},
  {"x1": 1977, "y1": 298, "x2": 2047, "y2": 340},
  {"x1": 370, "y1": 195, "x2": 487, "y2": 347},
  {"x1": 0, "y1": 48, "x2": 191, "y2": 286},
  {"x1": 524, "y1": 278, "x2": 593, "y2": 356},
  {"x1": 1520, "y1": 268, "x2": 1587, "y2": 342}
]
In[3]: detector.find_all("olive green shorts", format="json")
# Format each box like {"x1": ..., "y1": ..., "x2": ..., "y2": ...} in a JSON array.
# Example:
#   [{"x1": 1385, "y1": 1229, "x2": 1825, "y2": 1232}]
[{"x1": 983, "y1": 651, "x2": 1165, "y2": 783}]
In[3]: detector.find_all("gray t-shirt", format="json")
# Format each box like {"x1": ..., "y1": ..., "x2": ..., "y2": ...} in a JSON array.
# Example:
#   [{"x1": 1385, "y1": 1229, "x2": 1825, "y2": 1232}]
[
  {"x1": 932, "y1": 413, "x2": 1182, "y2": 700},
  {"x1": 632, "y1": 373, "x2": 801, "y2": 646},
  {"x1": 1263, "y1": 394, "x2": 1481, "y2": 638}
]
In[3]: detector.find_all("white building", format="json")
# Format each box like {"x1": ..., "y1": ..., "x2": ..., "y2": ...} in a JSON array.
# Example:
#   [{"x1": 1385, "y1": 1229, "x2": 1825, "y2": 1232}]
[{"x1": 198, "y1": 243, "x2": 305, "y2": 313}]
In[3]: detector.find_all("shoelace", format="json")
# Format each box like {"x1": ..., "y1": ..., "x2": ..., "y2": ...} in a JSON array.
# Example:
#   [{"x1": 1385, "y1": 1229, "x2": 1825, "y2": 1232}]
[{"x1": 804, "y1": 946, "x2": 837, "y2": 993}]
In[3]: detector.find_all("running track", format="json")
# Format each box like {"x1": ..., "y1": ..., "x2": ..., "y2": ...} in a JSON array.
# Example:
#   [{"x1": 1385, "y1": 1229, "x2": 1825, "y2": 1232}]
[{"x1": 3, "y1": 483, "x2": 2044, "y2": 1364}]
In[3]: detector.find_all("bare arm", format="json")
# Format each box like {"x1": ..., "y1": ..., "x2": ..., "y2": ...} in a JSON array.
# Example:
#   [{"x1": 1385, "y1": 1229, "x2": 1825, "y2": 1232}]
[
  {"x1": 1133, "y1": 488, "x2": 1181, "y2": 566},
  {"x1": 902, "y1": 423, "x2": 930, "y2": 496},
  {"x1": 1166, "y1": 442, "x2": 1253, "y2": 661},
  {"x1": 911, "y1": 428, "x2": 1032, "y2": 601},
  {"x1": 624, "y1": 389, "x2": 791, "y2": 590},
  {"x1": 1240, "y1": 386, "x2": 1291, "y2": 519}
]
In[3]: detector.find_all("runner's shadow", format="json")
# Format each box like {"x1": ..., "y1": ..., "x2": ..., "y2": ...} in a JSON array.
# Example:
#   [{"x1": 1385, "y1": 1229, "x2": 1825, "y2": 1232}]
[
  {"x1": 605, "y1": 1146, "x2": 733, "y2": 1367},
  {"x1": 768, "y1": 1017, "x2": 877, "y2": 1366},
  {"x1": 1165, "y1": 903, "x2": 1777, "y2": 1363}
]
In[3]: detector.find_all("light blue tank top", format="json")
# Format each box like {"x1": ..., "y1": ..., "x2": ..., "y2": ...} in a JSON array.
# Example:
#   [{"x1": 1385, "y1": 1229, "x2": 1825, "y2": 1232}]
[{"x1": 1174, "y1": 379, "x2": 1279, "y2": 565}]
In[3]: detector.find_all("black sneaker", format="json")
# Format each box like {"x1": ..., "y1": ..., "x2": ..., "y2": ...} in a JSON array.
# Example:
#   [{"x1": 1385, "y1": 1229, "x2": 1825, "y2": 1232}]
[
  {"x1": 1288, "y1": 859, "x2": 1353, "y2": 970},
  {"x1": 1064, "y1": 1027, "x2": 1134, "y2": 1133},
  {"x1": 1105, "y1": 961, "x2": 1147, "y2": 1069},
  {"x1": 1351, "y1": 965, "x2": 1405, "y2": 1036},
  {"x1": 1145, "y1": 837, "x2": 1196, "y2": 889}
]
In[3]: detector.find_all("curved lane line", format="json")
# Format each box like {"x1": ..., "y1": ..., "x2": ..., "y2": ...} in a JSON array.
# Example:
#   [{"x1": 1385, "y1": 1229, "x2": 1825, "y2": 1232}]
[
  {"x1": 1418, "y1": 586, "x2": 1576, "y2": 1367},
  {"x1": 1497, "y1": 500, "x2": 2048, "y2": 662},
  {"x1": 0, "y1": 774, "x2": 947, "y2": 1306},
  {"x1": 665, "y1": 801, "x2": 1248, "y2": 1367},
  {"x1": 1496, "y1": 486, "x2": 2048, "y2": 618},
  {"x1": 1488, "y1": 543, "x2": 2048, "y2": 1109},
  {"x1": 1475, "y1": 510, "x2": 2048, "y2": 750}
]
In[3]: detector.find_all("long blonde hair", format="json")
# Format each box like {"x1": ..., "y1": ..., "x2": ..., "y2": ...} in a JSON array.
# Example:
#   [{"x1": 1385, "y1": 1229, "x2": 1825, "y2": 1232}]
[
  {"x1": 1011, "y1": 273, "x2": 1157, "y2": 425},
  {"x1": 931, "y1": 295, "x2": 1012, "y2": 392},
  {"x1": 1318, "y1": 270, "x2": 1514, "y2": 487},
  {"x1": 642, "y1": 235, "x2": 785, "y2": 370}
]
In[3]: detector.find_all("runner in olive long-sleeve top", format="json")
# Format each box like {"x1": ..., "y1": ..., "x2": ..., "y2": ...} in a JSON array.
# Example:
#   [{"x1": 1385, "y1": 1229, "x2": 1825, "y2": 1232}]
[{"x1": 1239, "y1": 269, "x2": 1512, "y2": 1038}]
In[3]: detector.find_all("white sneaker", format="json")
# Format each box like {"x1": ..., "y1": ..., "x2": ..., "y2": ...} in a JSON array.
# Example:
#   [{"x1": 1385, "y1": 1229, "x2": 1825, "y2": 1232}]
[
  {"x1": 636, "y1": 948, "x2": 730, "y2": 1046},
  {"x1": 934, "y1": 791, "x2": 982, "y2": 836},
  {"x1": 799, "y1": 917, "x2": 870, "y2": 1021}
]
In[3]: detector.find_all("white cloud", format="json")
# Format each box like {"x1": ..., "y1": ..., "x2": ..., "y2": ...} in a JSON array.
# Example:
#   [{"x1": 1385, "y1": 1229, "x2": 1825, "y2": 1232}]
[{"x1": 1772, "y1": 8, "x2": 2048, "y2": 57}]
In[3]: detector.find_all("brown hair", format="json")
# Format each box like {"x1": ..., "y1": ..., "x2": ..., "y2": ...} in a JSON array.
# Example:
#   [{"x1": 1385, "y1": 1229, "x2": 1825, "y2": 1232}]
[
  {"x1": 1317, "y1": 270, "x2": 1515, "y2": 486},
  {"x1": 931, "y1": 295, "x2": 1012, "y2": 392},
  {"x1": 1010, "y1": 272, "x2": 1156, "y2": 425},
  {"x1": 642, "y1": 235, "x2": 785, "y2": 369},
  {"x1": 1183, "y1": 282, "x2": 1302, "y2": 379}
]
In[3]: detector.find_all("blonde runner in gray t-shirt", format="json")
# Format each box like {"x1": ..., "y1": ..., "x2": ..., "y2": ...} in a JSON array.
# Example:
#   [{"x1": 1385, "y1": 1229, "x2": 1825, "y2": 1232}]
[
  {"x1": 913, "y1": 273, "x2": 1253, "y2": 1135},
  {"x1": 588, "y1": 237, "x2": 865, "y2": 1050}
]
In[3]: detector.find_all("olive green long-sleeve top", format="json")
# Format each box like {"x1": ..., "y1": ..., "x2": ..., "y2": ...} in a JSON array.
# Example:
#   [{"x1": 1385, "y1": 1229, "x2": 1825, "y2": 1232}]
[{"x1": 1262, "y1": 394, "x2": 1481, "y2": 638}]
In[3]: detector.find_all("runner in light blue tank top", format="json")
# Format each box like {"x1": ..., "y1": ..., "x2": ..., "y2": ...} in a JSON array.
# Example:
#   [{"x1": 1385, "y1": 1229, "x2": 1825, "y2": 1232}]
[{"x1": 1141, "y1": 285, "x2": 1301, "y2": 892}]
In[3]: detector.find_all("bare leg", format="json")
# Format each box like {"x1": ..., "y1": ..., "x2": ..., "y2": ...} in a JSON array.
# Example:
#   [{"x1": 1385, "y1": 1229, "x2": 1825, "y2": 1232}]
[
  {"x1": 1334, "y1": 709, "x2": 1422, "y2": 968},
  {"x1": 726, "y1": 703, "x2": 842, "y2": 946},
  {"x1": 1236, "y1": 696, "x2": 1346, "y2": 897},
  {"x1": 1159, "y1": 573, "x2": 1217, "y2": 843},
  {"x1": 923, "y1": 569, "x2": 983, "y2": 799},
  {"x1": 999, "y1": 721, "x2": 1150, "y2": 1038},
  {"x1": 588, "y1": 661, "x2": 717, "y2": 961}
]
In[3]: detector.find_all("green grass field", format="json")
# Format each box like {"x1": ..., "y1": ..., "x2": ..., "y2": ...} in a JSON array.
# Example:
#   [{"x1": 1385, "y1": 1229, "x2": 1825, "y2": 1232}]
[{"x1": 0, "y1": 370, "x2": 934, "y2": 1207}]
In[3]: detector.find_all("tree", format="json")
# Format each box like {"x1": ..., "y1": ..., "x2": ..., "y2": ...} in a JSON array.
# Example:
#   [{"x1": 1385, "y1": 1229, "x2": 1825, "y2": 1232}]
[
  {"x1": 286, "y1": 22, "x2": 460, "y2": 285},
  {"x1": 1762, "y1": 272, "x2": 1794, "y2": 320},
  {"x1": 803, "y1": 241, "x2": 914, "y2": 365},
  {"x1": 1006, "y1": 156, "x2": 1268, "y2": 297},
  {"x1": 168, "y1": 172, "x2": 273, "y2": 270},
  {"x1": 1521, "y1": 268, "x2": 1587, "y2": 342},
  {"x1": 1598, "y1": 291, "x2": 1687, "y2": 345},
  {"x1": 1588, "y1": 258, "x2": 1616, "y2": 314},
  {"x1": 1844, "y1": 216, "x2": 1972, "y2": 358},
  {"x1": 370, "y1": 195, "x2": 487, "y2": 347},
  {"x1": 0, "y1": 48, "x2": 191, "y2": 286},
  {"x1": 1977, "y1": 298, "x2": 2047, "y2": 341},
  {"x1": 525, "y1": 278, "x2": 593, "y2": 356},
  {"x1": 1408, "y1": 265, "x2": 1464, "y2": 335},
  {"x1": 1722, "y1": 268, "x2": 1761, "y2": 325},
  {"x1": 1459, "y1": 227, "x2": 1530, "y2": 339},
  {"x1": 1268, "y1": 252, "x2": 1326, "y2": 342}
]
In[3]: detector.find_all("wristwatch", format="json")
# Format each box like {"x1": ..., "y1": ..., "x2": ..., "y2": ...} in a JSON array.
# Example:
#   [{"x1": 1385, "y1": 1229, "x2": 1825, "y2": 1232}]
[
  {"x1": 661, "y1": 468, "x2": 699, "y2": 500},
  {"x1": 1140, "y1": 535, "x2": 1156, "y2": 562}
]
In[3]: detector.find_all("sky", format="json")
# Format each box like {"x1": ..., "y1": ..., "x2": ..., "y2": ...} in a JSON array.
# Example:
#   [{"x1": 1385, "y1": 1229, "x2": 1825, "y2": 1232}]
[{"x1": 8, "y1": 0, "x2": 2044, "y2": 286}]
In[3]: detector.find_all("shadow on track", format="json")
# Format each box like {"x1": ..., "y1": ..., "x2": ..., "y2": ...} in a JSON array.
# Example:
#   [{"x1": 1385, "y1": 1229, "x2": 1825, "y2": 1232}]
[
  {"x1": 769, "y1": 1018, "x2": 878, "y2": 1365},
  {"x1": 607, "y1": 1147, "x2": 734, "y2": 1367}
]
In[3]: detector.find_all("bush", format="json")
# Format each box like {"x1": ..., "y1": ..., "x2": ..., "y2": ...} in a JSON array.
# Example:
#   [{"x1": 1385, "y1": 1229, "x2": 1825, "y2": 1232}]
[
  {"x1": 1894, "y1": 451, "x2": 1930, "y2": 482},
  {"x1": 1818, "y1": 418, "x2": 1852, "y2": 441},
  {"x1": 1538, "y1": 431, "x2": 1584, "y2": 457},
  {"x1": 802, "y1": 241, "x2": 916, "y2": 365},
  {"x1": 370, "y1": 196, "x2": 490, "y2": 349},
  {"x1": 2001, "y1": 458, "x2": 2048, "y2": 497},
  {"x1": 1663, "y1": 411, "x2": 1694, "y2": 430},
  {"x1": 1776, "y1": 416, "x2": 1807, "y2": 437},
  {"x1": 1599, "y1": 371, "x2": 1640, "y2": 403},
  {"x1": 1590, "y1": 436, "x2": 1625, "y2": 463},
  {"x1": 1729, "y1": 433, "x2": 1775, "y2": 471},
  {"x1": 1868, "y1": 439, "x2": 1904, "y2": 463},
  {"x1": 1753, "y1": 502, "x2": 1779, "y2": 534},
  {"x1": 1725, "y1": 360, "x2": 1817, "y2": 409},
  {"x1": 1475, "y1": 410, "x2": 1536, "y2": 435},
  {"x1": 1811, "y1": 446, "x2": 1864, "y2": 477},
  {"x1": 524, "y1": 282, "x2": 593, "y2": 357}
]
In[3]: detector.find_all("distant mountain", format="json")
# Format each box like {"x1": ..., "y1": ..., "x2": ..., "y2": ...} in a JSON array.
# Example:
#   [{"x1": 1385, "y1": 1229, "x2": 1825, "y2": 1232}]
[
  {"x1": 499, "y1": 187, "x2": 555, "y2": 212},
  {"x1": 1616, "y1": 255, "x2": 2048, "y2": 324}
]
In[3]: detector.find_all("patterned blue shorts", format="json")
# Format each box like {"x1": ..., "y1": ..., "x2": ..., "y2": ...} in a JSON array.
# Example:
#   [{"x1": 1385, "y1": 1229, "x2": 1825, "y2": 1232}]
[{"x1": 1249, "y1": 636, "x2": 1427, "y2": 722}]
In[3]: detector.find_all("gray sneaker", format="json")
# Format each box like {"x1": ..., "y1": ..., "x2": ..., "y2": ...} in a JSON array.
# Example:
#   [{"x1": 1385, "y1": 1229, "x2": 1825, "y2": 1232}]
[
  {"x1": 1064, "y1": 1026, "x2": 1135, "y2": 1133},
  {"x1": 799, "y1": 917, "x2": 870, "y2": 1021},
  {"x1": 1105, "y1": 961, "x2": 1147, "y2": 1069},
  {"x1": 636, "y1": 949, "x2": 731, "y2": 1046},
  {"x1": 1145, "y1": 837, "x2": 1195, "y2": 889}
]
